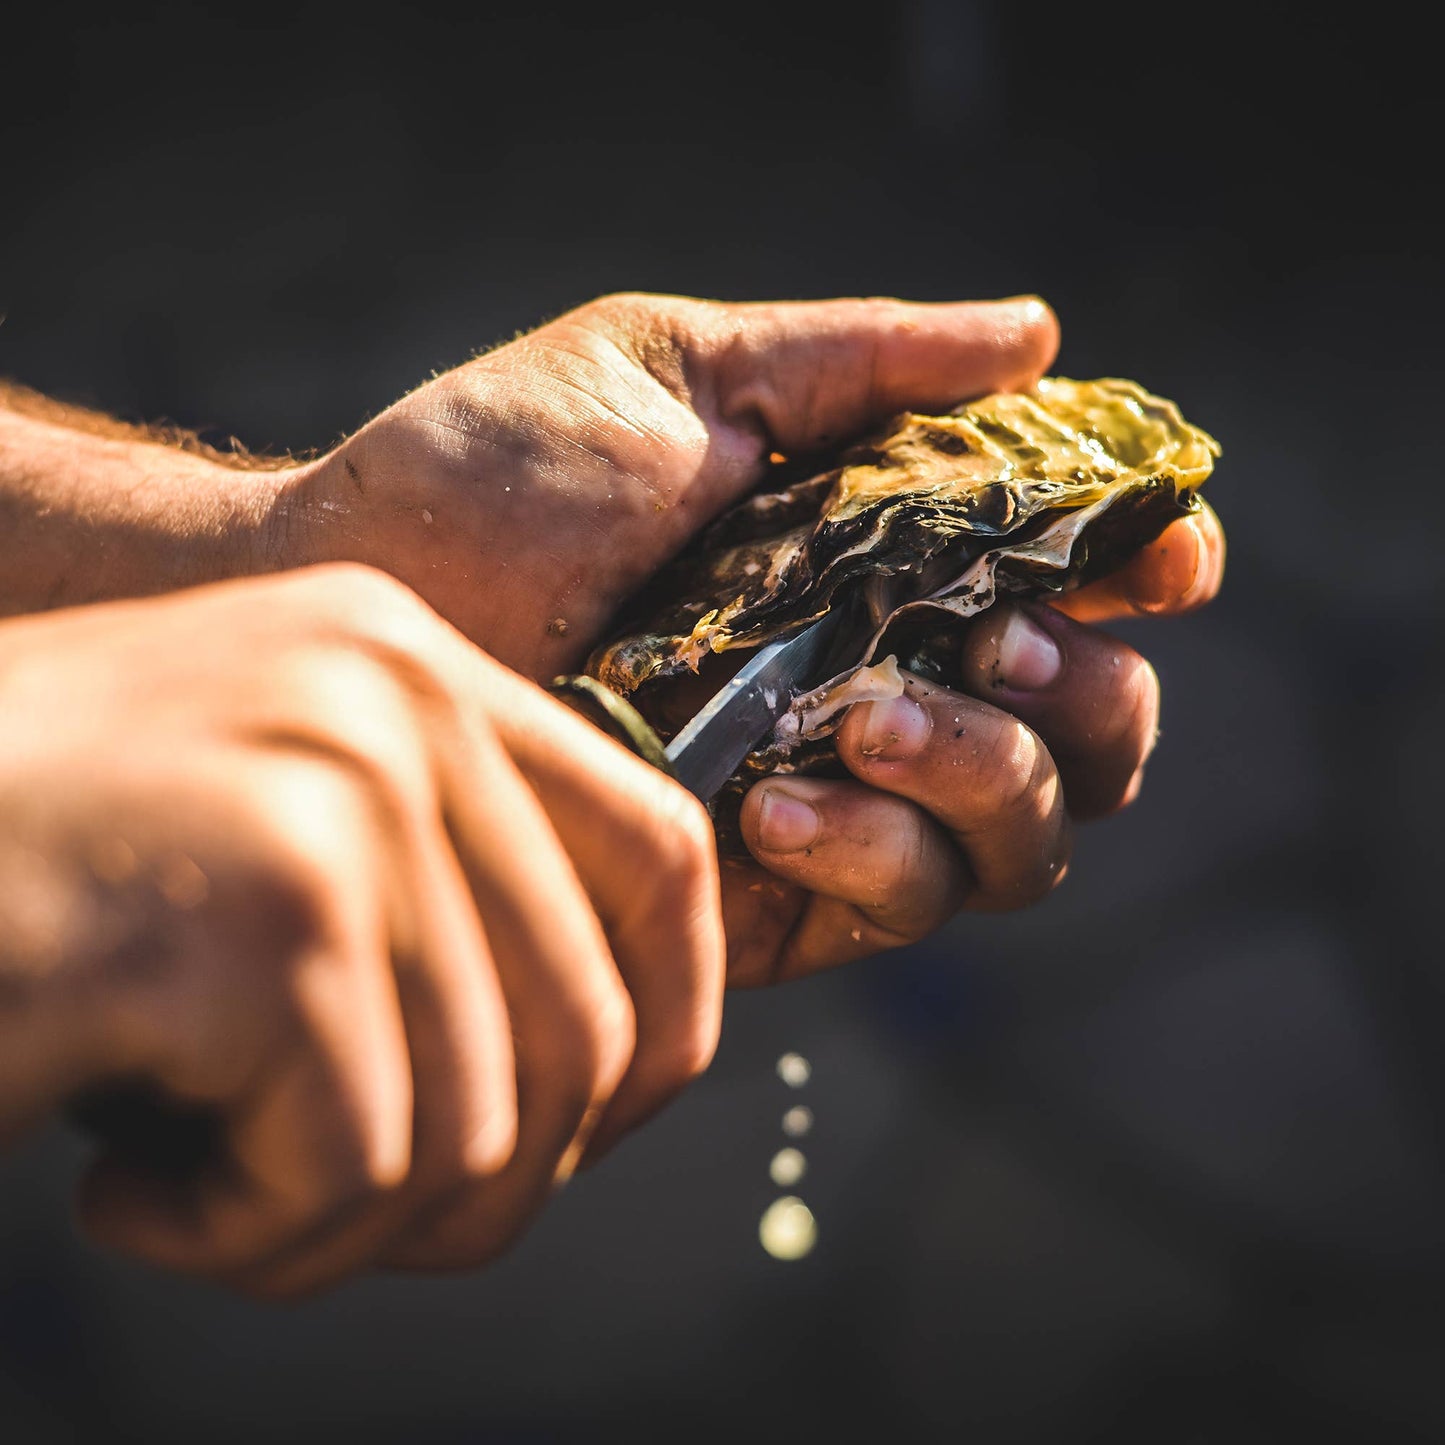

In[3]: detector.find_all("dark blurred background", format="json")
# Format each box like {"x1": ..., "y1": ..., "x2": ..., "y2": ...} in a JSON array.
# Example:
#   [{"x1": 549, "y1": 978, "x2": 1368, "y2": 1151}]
[{"x1": 3, "y1": 5, "x2": 1441, "y2": 1441}]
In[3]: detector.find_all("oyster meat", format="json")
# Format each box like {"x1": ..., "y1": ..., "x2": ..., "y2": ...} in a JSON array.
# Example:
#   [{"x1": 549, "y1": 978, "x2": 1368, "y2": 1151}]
[{"x1": 584, "y1": 377, "x2": 1219, "y2": 838}]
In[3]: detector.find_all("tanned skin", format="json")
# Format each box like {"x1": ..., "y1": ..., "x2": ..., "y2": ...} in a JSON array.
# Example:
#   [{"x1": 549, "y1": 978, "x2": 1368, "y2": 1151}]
[{"x1": 0, "y1": 294, "x2": 1223, "y2": 1296}]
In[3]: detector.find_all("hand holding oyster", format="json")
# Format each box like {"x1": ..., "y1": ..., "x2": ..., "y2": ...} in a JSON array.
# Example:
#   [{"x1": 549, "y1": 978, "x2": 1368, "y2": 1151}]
[
  {"x1": 267, "y1": 285, "x2": 1218, "y2": 980},
  {"x1": 576, "y1": 376, "x2": 1220, "y2": 841}
]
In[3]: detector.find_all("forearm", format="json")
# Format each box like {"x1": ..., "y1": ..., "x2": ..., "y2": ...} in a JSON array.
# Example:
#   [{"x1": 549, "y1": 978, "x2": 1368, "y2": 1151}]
[{"x1": 0, "y1": 383, "x2": 295, "y2": 615}]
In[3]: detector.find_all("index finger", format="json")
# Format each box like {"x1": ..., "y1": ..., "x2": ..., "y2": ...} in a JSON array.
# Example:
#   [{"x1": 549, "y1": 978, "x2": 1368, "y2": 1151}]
[
  {"x1": 422, "y1": 640, "x2": 725, "y2": 1168},
  {"x1": 1052, "y1": 500, "x2": 1225, "y2": 624}
]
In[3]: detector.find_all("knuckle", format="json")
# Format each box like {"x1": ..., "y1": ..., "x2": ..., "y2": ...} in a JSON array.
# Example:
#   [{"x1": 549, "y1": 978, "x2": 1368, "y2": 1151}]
[
  {"x1": 530, "y1": 970, "x2": 636, "y2": 1116},
  {"x1": 1038, "y1": 820, "x2": 1074, "y2": 898},
  {"x1": 587, "y1": 979, "x2": 637, "y2": 1100},
  {"x1": 886, "y1": 811, "x2": 936, "y2": 909},
  {"x1": 1024, "y1": 850, "x2": 1073, "y2": 909},
  {"x1": 1129, "y1": 659, "x2": 1163, "y2": 759},
  {"x1": 640, "y1": 1012, "x2": 720, "y2": 1098},
  {"x1": 657, "y1": 789, "x2": 719, "y2": 890},
  {"x1": 299, "y1": 648, "x2": 396, "y2": 722},
  {"x1": 280, "y1": 656, "x2": 436, "y2": 817},
  {"x1": 302, "y1": 560, "x2": 427, "y2": 622},
  {"x1": 625, "y1": 781, "x2": 720, "y2": 915},
  {"x1": 584, "y1": 289, "x2": 639, "y2": 315},
  {"x1": 576, "y1": 293, "x2": 697, "y2": 399},
  {"x1": 843, "y1": 805, "x2": 932, "y2": 915},
  {"x1": 978, "y1": 721, "x2": 1052, "y2": 820},
  {"x1": 584, "y1": 290, "x2": 676, "y2": 324},
  {"x1": 332, "y1": 1133, "x2": 407, "y2": 1203},
  {"x1": 1097, "y1": 652, "x2": 1160, "y2": 754},
  {"x1": 872, "y1": 820, "x2": 960, "y2": 939},
  {"x1": 1052, "y1": 825, "x2": 1074, "y2": 885},
  {"x1": 241, "y1": 771, "x2": 360, "y2": 949},
  {"x1": 311, "y1": 1089, "x2": 412, "y2": 1207},
  {"x1": 1118, "y1": 765, "x2": 1147, "y2": 811},
  {"x1": 303, "y1": 565, "x2": 454, "y2": 679},
  {"x1": 1012, "y1": 820, "x2": 1074, "y2": 911},
  {"x1": 276, "y1": 754, "x2": 371, "y2": 843},
  {"x1": 575, "y1": 291, "x2": 663, "y2": 334},
  {"x1": 675, "y1": 1017, "x2": 721, "y2": 1081},
  {"x1": 232, "y1": 768, "x2": 403, "y2": 1009},
  {"x1": 1076, "y1": 660, "x2": 1160, "y2": 819},
  {"x1": 457, "y1": 1105, "x2": 519, "y2": 1182}
]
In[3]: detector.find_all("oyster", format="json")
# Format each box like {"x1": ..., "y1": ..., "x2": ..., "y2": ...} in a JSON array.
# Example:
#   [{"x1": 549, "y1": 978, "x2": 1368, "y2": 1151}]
[{"x1": 584, "y1": 377, "x2": 1219, "y2": 839}]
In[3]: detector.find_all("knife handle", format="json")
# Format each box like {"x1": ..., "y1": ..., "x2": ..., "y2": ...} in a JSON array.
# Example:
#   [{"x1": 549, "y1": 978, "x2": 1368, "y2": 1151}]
[
  {"x1": 66, "y1": 1078, "x2": 220, "y2": 1179},
  {"x1": 546, "y1": 675, "x2": 675, "y2": 776}
]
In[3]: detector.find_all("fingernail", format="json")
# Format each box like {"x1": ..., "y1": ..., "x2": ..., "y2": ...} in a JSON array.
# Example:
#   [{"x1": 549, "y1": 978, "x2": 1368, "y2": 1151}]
[
  {"x1": 858, "y1": 695, "x2": 932, "y2": 759},
  {"x1": 756, "y1": 787, "x2": 820, "y2": 853},
  {"x1": 1136, "y1": 513, "x2": 1208, "y2": 616},
  {"x1": 996, "y1": 608, "x2": 1062, "y2": 691},
  {"x1": 995, "y1": 293, "x2": 1051, "y2": 324}
]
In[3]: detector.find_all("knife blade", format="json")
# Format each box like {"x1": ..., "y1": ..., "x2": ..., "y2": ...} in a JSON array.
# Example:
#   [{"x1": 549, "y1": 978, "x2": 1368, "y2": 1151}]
[{"x1": 664, "y1": 602, "x2": 870, "y2": 802}]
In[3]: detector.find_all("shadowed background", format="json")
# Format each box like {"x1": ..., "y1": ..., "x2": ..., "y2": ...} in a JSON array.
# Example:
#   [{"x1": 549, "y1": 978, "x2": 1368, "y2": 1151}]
[{"x1": 3, "y1": 5, "x2": 1441, "y2": 1441}]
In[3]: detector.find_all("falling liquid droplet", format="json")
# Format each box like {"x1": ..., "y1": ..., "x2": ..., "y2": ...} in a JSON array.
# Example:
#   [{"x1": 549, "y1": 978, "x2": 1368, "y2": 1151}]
[
  {"x1": 769, "y1": 1147, "x2": 807, "y2": 1188},
  {"x1": 781, "y1": 1105, "x2": 813, "y2": 1138},
  {"x1": 759, "y1": 1196, "x2": 816, "y2": 1260},
  {"x1": 776, "y1": 1053, "x2": 811, "y2": 1088}
]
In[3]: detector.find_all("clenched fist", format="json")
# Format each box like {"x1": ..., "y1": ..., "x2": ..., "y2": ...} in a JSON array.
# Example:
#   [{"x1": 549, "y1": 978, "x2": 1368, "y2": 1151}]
[{"x1": 0, "y1": 564, "x2": 723, "y2": 1296}]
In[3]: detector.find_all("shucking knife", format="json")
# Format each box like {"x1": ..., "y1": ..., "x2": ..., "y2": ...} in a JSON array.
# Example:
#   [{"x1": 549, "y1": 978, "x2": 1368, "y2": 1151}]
[{"x1": 662, "y1": 599, "x2": 872, "y2": 802}]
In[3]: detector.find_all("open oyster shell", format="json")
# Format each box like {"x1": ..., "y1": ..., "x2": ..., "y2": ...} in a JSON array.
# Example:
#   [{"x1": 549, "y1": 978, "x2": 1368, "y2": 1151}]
[{"x1": 585, "y1": 376, "x2": 1219, "y2": 840}]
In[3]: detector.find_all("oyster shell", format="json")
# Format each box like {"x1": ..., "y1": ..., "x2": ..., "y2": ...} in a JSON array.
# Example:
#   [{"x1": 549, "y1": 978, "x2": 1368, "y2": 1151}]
[{"x1": 585, "y1": 377, "x2": 1219, "y2": 838}]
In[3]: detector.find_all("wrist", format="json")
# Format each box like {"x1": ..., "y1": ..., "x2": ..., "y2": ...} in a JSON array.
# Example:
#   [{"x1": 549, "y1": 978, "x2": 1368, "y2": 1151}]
[{"x1": 0, "y1": 398, "x2": 301, "y2": 614}]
